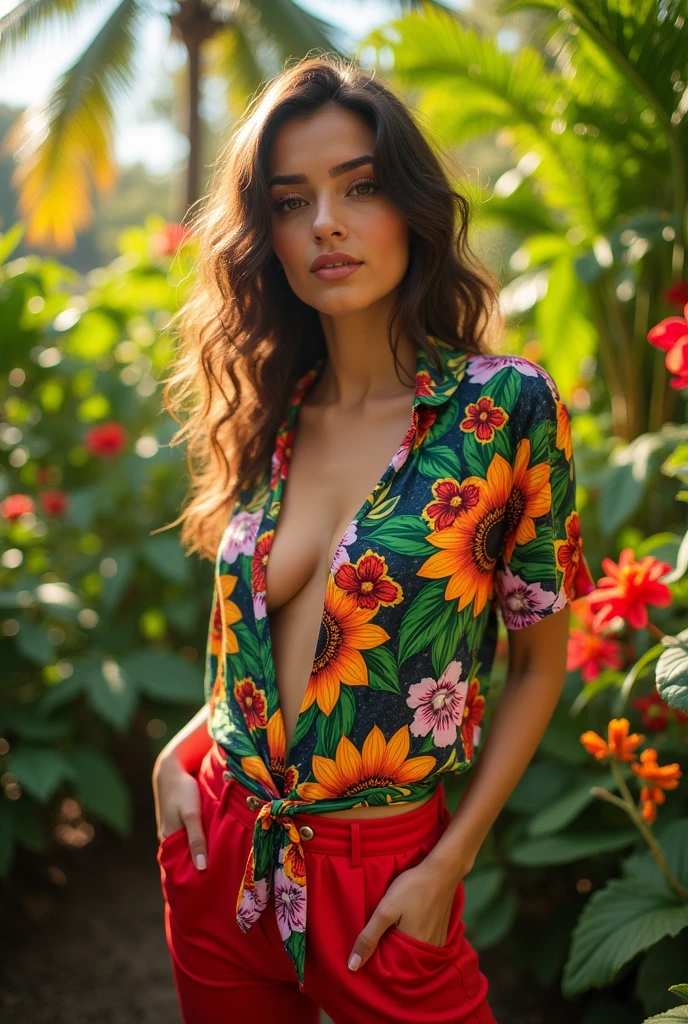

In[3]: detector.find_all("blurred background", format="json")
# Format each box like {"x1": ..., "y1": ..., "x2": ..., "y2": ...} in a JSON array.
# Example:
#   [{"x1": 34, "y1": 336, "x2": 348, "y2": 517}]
[{"x1": 1, "y1": 1, "x2": 687, "y2": 1022}]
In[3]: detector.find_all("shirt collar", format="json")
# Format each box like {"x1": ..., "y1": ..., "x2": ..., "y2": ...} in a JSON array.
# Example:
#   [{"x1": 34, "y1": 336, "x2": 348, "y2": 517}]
[{"x1": 288, "y1": 335, "x2": 468, "y2": 414}]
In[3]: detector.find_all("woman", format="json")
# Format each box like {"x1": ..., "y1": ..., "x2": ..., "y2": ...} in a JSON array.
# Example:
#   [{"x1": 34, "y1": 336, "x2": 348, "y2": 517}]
[{"x1": 152, "y1": 54, "x2": 595, "y2": 1024}]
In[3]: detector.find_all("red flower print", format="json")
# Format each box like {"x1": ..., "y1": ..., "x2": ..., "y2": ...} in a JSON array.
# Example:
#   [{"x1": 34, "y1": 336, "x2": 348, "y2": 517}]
[
  {"x1": 459, "y1": 396, "x2": 508, "y2": 443},
  {"x1": 555, "y1": 511, "x2": 596, "y2": 601},
  {"x1": 460, "y1": 678, "x2": 484, "y2": 760},
  {"x1": 334, "y1": 550, "x2": 402, "y2": 611},
  {"x1": 423, "y1": 478, "x2": 481, "y2": 530},
  {"x1": 647, "y1": 301, "x2": 688, "y2": 390},
  {"x1": 234, "y1": 676, "x2": 269, "y2": 731},
  {"x1": 40, "y1": 490, "x2": 68, "y2": 516},
  {"x1": 631, "y1": 689, "x2": 688, "y2": 731},
  {"x1": 85, "y1": 422, "x2": 127, "y2": 459},
  {"x1": 252, "y1": 531, "x2": 273, "y2": 594},
  {"x1": 586, "y1": 547, "x2": 673, "y2": 630},
  {"x1": 270, "y1": 429, "x2": 293, "y2": 488},
  {"x1": 414, "y1": 369, "x2": 435, "y2": 400},
  {"x1": 566, "y1": 597, "x2": 624, "y2": 683},
  {"x1": 1, "y1": 494, "x2": 34, "y2": 520},
  {"x1": 414, "y1": 405, "x2": 437, "y2": 446}
]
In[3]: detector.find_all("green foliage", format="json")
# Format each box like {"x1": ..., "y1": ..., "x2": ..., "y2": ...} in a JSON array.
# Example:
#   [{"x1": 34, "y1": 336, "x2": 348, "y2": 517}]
[{"x1": 0, "y1": 215, "x2": 209, "y2": 870}]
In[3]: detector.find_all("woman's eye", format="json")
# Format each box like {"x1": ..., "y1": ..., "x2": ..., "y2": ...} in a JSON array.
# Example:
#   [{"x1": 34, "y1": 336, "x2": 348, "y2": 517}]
[{"x1": 272, "y1": 178, "x2": 381, "y2": 214}]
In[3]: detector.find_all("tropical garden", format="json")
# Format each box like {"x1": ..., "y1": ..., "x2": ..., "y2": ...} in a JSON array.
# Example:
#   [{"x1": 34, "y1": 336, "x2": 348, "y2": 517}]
[{"x1": 1, "y1": 1, "x2": 687, "y2": 1021}]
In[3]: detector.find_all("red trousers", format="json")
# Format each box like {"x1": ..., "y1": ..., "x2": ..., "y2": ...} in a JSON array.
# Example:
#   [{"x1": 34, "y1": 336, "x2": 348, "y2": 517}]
[{"x1": 157, "y1": 741, "x2": 496, "y2": 1024}]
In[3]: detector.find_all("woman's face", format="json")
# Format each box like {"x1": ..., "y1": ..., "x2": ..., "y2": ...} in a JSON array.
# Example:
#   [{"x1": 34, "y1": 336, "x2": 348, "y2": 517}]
[{"x1": 267, "y1": 105, "x2": 410, "y2": 317}]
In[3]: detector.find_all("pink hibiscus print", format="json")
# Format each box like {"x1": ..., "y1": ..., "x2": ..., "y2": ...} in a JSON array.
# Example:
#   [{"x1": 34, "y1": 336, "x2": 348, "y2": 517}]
[
  {"x1": 331, "y1": 520, "x2": 358, "y2": 574},
  {"x1": 237, "y1": 877, "x2": 270, "y2": 930},
  {"x1": 496, "y1": 565, "x2": 557, "y2": 628},
  {"x1": 274, "y1": 867, "x2": 306, "y2": 941},
  {"x1": 221, "y1": 509, "x2": 264, "y2": 564},
  {"x1": 466, "y1": 355, "x2": 559, "y2": 399},
  {"x1": 407, "y1": 660, "x2": 469, "y2": 747}
]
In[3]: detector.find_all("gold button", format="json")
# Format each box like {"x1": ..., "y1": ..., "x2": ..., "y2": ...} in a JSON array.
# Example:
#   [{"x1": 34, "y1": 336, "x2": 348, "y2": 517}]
[
  {"x1": 246, "y1": 795, "x2": 262, "y2": 810},
  {"x1": 298, "y1": 825, "x2": 314, "y2": 841}
]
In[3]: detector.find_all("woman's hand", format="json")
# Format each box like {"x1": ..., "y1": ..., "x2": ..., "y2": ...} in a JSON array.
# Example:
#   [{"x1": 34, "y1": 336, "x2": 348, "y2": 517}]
[
  {"x1": 346, "y1": 859, "x2": 463, "y2": 971},
  {"x1": 152, "y1": 753, "x2": 208, "y2": 871}
]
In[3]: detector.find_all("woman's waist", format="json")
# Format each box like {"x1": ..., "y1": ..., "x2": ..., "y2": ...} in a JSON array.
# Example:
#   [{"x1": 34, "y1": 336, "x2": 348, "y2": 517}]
[{"x1": 202, "y1": 741, "x2": 449, "y2": 854}]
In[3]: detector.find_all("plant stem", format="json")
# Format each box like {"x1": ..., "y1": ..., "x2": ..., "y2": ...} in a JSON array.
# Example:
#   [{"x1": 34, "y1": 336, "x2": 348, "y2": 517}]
[
  {"x1": 645, "y1": 621, "x2": 667, "y2": 641},
  {"x1": 608, "y1": 761, "x2": 688, "y2": 903}
]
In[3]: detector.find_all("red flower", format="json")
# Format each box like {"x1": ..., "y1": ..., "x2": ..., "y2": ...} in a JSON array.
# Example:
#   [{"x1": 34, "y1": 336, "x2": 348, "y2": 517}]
[
  {"x1": 1, "y1": 494, "x2": 34, "y2": 520},
  {"x1": 460, "y1": 396, "x2": 508, "y2": 443},
  {"x1": 334, "y1": 550, "x2": 403, "y2": 611},
  {"x1": 567, "y1": 598, "x2": 624, "y2": 683},
  {"x1": 152, "y1": 222, "x2": 193, "y2": 257},
  {"x1": 662, "y1": 281, "x2": 688, "y2": 308},
  {"x1": 233, "y1": 677, "x2": 268, "y2": 732},
  {"x1": 586, "y1": 547, "x2": 673, "y2": 630},
  {"x1": 556, "y1": 511, "x2": 596, "y2": 602},
  {"x1": 252, "y1": 531, "x2": 273, "y2": 593},
  {"x1": 423, "y1": 478, "x2": 481, "y2": 530},
  {"x1": 270, "y1": 428, "x2": 293, "y2": 488},
  {"x1": 461, "y1": 678, "x2": 485, "y2": 760},
  {"x1": 414, "y1": 404, "x2": 437, "y2": 447},
  {"x1": 84, "y1": 422, "x2": 127, "y2": 459},
  {"x1": 40, "y1": 490, "x2": 69, "y2": 516},
  {"x1": 631, "y1": 689, "x2": 688, "y2": 731},
  {"x1": 647, "y1": 301, "x2": 688, "y2": 390}
]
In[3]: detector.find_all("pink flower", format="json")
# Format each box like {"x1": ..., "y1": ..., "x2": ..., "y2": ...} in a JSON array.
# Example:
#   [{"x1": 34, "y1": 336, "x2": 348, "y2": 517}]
[
  {"x1": 495, "y1": 565, "x2": 557, "y2": 629},
  {"x1": 407, "y1": 660, "x2": 469, "y2": 747},
  {"x1": 236, "y1": 878, "x2": 270, "y2": 930},
  {"x1": 152, "y1": 222, "x2": 193, "y2": 257},
  {"x1": 1, "y1": 494, "x2": 34, "y2": 520},
  {"x1": 647, "y1": 301, "x2": 688, "y2": 390},
  {"x1": 221, "y1": 510, "x2": 264, "y2": 564},
  {"x1": 274, "y1": 867, "x2": 306, "y2": 941}
]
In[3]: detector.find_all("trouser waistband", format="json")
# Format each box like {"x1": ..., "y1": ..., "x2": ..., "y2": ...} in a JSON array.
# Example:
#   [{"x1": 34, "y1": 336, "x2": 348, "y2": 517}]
[{"x1": 203, "y1": 741, "x2": 449, "y2": 863}]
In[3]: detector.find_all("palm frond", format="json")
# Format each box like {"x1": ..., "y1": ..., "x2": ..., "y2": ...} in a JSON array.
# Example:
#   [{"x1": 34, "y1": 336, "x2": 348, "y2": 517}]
[
  {"x1": 0, "y1": 0, "x2": 104, "y2": 61},
  {"x1": 2, "y1": 0, "x2": 145, "y2": 250}
]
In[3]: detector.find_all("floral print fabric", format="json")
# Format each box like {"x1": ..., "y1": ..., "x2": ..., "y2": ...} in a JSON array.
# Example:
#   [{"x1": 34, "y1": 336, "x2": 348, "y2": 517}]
[{"x1": 204, "y1": 337, "x2": 595, "y2": 987}]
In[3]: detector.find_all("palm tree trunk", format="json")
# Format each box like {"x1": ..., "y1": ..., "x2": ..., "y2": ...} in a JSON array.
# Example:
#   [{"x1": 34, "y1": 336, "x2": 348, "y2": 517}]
[{"x1": 170, "y1": 0, "x2": 221, "y2": 218}]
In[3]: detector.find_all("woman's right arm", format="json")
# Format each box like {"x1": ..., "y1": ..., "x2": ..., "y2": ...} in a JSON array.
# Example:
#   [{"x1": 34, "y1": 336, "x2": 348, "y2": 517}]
[{"x1": 152, "y1": 701, "x2": 214, "y2": 869}]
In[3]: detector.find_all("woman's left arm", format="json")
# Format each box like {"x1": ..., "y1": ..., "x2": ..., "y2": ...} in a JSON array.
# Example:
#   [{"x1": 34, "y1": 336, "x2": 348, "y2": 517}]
[{"x1": 347, "y1": 604, "x2": 572, "y2": 972}]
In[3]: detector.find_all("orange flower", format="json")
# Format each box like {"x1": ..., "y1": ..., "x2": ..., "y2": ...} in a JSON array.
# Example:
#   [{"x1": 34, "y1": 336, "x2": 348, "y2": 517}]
[
  {"x1": 580, "y1": 718, "x2": 645, "y2": 762},
  {"x1": 631, "y1": 747, "x2": 682, "y2": 822}
]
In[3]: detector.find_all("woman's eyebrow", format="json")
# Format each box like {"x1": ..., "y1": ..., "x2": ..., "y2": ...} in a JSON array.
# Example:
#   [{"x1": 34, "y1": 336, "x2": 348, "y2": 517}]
[{"x1": 268, "y1": 154, "x2": 373, "y2": 188}]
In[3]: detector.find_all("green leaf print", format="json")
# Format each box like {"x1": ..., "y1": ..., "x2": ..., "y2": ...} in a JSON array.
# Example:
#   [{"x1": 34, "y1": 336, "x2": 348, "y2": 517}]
[
  {"x1": 364, "y1": 644, "x2": 400, "y2": 693},
  {"x1": 361, "y1": 493, "x2": 401, "y2": 523},
  {"x1": 485, "y1": 366, "x2": 521, "y2": 411},
  {"x1": 415, "y1": 445, "x2": 463, "y2": 480},
  {"x1": 431, "y1": 602, "x2": 464, "y2": 678},
  {"x1": 526, "y1": 418, "x2": 550, "y2": 467},
  {"x1": 462, "y1": 431, "x2": 492, "y2": 478},
  {"x1": 289, "y1": 702, "x2": 318, "y2": 753},
  {"x1": 366, "y1": 515, "x2": 435, "y2": 557},
  {"x1": 233, "y1": 620, "x2": 262, "y2": 675},
  {"x1": 315, "y1": 686, "x2": 356, "y2": 758},
  {"x1": 398, "y1": 576, "x2": 454, "y2": 666},
  {"x1": 508, "y1": 528, "x2": 558, "y2": 585},
  {"x1": 493, "y1": 425, "x2": 513, "y2": 464}
]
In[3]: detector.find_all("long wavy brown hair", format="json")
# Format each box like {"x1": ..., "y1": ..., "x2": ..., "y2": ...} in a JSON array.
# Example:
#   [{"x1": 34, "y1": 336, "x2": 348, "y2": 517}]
[{"x1": 156, "y1": 53, "x2": 503, "y2": 562}]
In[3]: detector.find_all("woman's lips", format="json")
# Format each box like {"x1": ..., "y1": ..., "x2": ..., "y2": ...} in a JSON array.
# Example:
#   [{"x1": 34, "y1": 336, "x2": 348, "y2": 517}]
[{"x1": 312, "y1": 262, "x2": 363, "y2": 281}]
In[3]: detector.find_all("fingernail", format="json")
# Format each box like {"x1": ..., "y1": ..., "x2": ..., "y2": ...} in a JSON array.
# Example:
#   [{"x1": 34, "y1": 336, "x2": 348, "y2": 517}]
[
  {"x1": 195, "y1": 854, "x2": 207, "y2": 870},
  {"x1": 348, "y1": 953, "x2": 361, "y2": 971}
]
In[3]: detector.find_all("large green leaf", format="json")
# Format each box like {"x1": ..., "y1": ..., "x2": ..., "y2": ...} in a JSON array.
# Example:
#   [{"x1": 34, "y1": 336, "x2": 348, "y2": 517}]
[
  {"x1": 563, "y1": 879, "x2": 688, "y2": 996},
  {"x1": 643, "y1": 1010, "x2": 688, "y2": 1023},
  {"x1": 85, "y1": 658, "x2": 138, "y2": 732},
  {"x1": 121, "y1": 649, "x2": 204, "y2": 705},
  {"x1": 70, "y1": 747, "x2": 131, "y2": 835},
  {"x1": 656, "y1": 629, "x2": 688, "y2": 714},
  {"x1": 508, "y1": 828, "x2": 637, "y2": 866},
  {"x1": 11, "y1": 744, "x2": 76, "y2": 803},
  {"x1": 526, "y1": 770, "x2": 616, "y2": 837}
]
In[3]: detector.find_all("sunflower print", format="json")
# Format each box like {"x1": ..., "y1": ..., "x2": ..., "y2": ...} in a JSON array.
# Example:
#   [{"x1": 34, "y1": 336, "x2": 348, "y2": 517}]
[{"x1": 203, "y1": 337, "x2": 596, "y2": 988}]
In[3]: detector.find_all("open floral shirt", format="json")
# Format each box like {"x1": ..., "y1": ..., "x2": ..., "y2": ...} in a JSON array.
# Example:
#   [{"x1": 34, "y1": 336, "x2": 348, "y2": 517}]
[{"x1": 204, "y1": 336, "x2": 595, "y2": 987}]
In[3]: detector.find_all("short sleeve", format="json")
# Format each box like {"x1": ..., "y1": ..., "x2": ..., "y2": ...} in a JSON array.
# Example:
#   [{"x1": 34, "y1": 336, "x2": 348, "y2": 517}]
[{"x1": 493, "y1": 365, "x2": 596, "y2": 630}]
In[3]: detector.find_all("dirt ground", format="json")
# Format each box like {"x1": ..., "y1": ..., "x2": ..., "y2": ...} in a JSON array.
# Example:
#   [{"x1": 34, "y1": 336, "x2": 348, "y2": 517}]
[{"x1": 0, "y1": 744, "x2": 576, "y2": 1024}]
